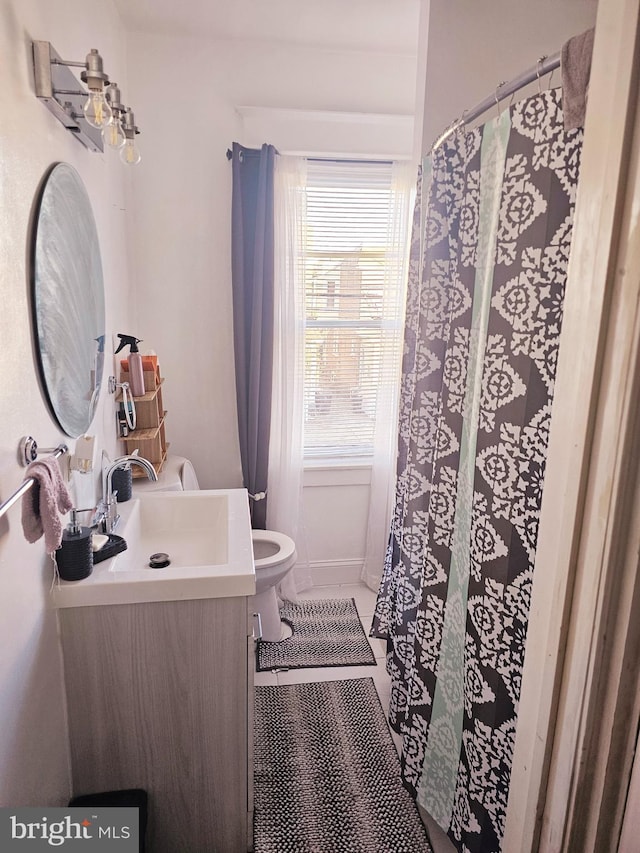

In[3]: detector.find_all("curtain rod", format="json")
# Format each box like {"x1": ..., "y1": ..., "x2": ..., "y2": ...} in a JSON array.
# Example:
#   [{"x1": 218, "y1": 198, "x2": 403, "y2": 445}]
[
  {"x1": 227, "y1": 147, "x2": 263, "y2": 160},
  {"x1": 226, "y1": 148, "x2": 394, "y2": 165},
  {"x1": 431, "y1": 50, "x2": 561, "y2": 152}
]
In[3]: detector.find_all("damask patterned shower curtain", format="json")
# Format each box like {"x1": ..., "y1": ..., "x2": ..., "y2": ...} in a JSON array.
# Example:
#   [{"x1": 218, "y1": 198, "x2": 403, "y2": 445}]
[{"x1": 371, "y1": 89, "x2": 583, "y2": 853}]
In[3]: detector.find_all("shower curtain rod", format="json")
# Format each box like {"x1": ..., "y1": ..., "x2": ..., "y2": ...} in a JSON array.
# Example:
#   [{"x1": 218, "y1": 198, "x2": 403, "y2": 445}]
[{"x1": 431, "y1": 50, "x2": 561, "y2": 152}]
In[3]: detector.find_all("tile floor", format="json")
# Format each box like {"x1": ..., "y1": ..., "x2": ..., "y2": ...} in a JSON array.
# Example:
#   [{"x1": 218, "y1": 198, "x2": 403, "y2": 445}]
[{"x1": 254, "y1": 581, "x2": 455, "y2": 853}]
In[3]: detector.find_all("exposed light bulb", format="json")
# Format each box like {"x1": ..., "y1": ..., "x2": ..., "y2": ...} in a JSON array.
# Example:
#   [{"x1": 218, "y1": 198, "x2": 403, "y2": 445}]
[
  {"x1": 102, "y1": 114, "x2": 126, "y2": 149},
  {"x1": 120, "y1": 108, "x2": 141, "y2": 165},
  {"x1": 120, "y1": 137, "x2": 141, "y2": 165},
  {"x1": 83, "y1": 89, "x2": 112, "y2": 129}
]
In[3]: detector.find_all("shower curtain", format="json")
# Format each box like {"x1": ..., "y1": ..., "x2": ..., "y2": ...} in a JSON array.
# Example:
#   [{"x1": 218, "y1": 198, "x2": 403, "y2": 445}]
[{"x1": 371, "y1": 88, "x2": 583, "y2": 853}]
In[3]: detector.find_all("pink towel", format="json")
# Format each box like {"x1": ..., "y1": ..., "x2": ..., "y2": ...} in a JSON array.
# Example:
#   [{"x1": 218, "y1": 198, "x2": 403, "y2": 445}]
[{"x1": 21, "y1": 458, "x2": 73, "y2": 553}]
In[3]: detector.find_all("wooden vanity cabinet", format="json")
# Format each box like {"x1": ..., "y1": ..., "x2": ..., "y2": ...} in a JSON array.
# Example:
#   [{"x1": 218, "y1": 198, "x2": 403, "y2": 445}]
[{"x1": 59, "y1": 595, "x2": 254, "y2": 852}]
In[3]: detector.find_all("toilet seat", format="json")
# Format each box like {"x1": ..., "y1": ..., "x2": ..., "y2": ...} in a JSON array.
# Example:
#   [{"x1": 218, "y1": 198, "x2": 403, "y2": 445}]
[{"x1": 251, "y1": 530, "x2": 296, "y2": 569}]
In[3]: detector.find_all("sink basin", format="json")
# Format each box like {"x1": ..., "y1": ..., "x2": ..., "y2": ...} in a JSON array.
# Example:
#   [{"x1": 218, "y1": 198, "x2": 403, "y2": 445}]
[
  {"x1": 112, "y1": 492, "x2": 228, "y2": 572},
  {"x1": 52, "y1": 489, "x2": 255, "y2": 608}
]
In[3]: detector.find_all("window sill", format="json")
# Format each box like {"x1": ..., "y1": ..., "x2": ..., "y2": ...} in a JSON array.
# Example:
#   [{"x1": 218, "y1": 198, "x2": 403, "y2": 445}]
[
  {"x1": 303, "y1": 459, "x2": 372, "y2": 488},
  {"x1": 304, "y1": 456, "x2": 373, "y2": 471}
]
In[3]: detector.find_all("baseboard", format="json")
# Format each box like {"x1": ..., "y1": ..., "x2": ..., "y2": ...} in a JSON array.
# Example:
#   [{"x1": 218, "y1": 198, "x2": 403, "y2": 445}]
[{"x1": 310, "y1": 559, "x2": 364, "y2": 587}]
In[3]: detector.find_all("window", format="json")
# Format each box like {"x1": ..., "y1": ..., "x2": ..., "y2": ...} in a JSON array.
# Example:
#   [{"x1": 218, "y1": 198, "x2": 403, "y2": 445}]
[{"x1": 301, "y1": 159, "x2": 412, "y2": 459}]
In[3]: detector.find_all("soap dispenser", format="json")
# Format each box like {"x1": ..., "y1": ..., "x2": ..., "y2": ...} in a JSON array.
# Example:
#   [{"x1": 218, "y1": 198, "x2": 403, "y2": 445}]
[{"x1": 56, "y1": 509, "x2": 93, "y2": 581}]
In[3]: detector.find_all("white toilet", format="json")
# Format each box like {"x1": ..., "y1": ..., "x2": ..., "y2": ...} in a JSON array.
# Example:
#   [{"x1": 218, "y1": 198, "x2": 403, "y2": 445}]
[
  {"x1": 135, "y1": 456, "x2": 297, "y2": 642},
  {"x1": 252, "y1": 529, "x2": 297, "y2": 642}
]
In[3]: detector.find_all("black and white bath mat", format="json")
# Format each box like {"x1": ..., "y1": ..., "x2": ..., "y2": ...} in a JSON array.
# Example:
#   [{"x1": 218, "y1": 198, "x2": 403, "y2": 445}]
[
  {"x1": 254, "y1": 678, "x2": 433, "y2": 852},
  {"x1": 256, "y1": 597, "x2": 376, "y2": 672}
]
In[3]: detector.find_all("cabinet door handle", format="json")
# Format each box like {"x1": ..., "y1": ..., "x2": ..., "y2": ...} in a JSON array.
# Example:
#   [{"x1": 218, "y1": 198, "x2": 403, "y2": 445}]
[{"x1": 252, "y1": 612, "x2": 263, "y2": 641}]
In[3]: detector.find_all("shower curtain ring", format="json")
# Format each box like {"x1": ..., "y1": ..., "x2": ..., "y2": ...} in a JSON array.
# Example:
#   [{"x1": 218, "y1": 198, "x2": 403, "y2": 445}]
[
  {"x1": 495, "y1": 82, "x2": 506, "y2": 118},
  {"x1": 537, "y1": 56, "x2": 547, "y2": 94}
]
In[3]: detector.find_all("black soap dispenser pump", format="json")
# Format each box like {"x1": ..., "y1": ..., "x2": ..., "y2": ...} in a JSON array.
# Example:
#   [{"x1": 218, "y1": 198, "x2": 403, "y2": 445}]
[{"x1": 56, "y1": 509, "x2": 93, "y2": 581}]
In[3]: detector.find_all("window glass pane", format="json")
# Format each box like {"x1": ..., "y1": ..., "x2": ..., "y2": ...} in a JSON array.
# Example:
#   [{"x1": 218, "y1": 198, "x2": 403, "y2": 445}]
[{"x1": 302, "y1": 160, "x2": 408, "y2": 458}]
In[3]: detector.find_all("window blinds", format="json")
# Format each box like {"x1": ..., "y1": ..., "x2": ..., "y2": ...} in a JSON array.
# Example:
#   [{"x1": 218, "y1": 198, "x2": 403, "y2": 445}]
[{"x1": 302, "y1": 159, "x2": 411, "y2": 458}]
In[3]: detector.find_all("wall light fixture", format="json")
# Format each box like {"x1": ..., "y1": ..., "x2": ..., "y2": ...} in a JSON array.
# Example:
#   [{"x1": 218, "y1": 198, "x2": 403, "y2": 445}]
[{"x1": 32, "y1": 40, "x2": 141, "y2": 163}]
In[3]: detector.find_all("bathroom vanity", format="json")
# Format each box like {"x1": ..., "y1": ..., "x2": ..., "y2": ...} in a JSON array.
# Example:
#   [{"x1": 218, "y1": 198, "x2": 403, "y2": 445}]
[{"x1": 55, "y1": 490, "x2": 256, "y2": 853}]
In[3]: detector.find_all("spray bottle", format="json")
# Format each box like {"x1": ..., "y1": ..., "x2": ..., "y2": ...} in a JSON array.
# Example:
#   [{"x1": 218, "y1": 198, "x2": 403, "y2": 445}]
[{"x1": 115, "y1": 334, "x2": 145, "y2": 397}]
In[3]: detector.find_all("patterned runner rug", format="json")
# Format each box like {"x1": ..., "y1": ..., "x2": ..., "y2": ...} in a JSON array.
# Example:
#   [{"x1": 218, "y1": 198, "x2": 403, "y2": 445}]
[
  {"x1": 256, "y1": 598, "x2": 376, "y2": 672},
  {"x1": 254, "y1": 678, "x2": 433, "y2": 852}
]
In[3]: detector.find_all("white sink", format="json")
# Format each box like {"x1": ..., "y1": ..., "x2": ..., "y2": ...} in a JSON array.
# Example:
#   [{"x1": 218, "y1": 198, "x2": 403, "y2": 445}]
[
  {"x1": 52, "y1": 489, "x2": 256, "y2": 608},
  {"x1": 113, "y1": 492, "x2": 228, "y2": 572}
]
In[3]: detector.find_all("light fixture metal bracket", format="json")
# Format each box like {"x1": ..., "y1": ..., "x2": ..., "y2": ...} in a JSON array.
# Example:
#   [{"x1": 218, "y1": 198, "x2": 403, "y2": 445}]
[{"x1": 33, "y1": 40, "x2": 104, "y2": 152}]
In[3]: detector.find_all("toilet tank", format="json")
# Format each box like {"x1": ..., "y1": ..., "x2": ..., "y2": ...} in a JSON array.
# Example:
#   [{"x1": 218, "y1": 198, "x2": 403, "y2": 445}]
[{"x1": 178, "y1": 458, "x2": 200, "y2": 490}]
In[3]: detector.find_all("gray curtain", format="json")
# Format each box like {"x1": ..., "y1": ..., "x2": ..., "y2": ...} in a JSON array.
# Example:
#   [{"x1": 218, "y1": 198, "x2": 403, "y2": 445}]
[{"x1": 231, "y1": 142, "x2": 276, "y2": 529}]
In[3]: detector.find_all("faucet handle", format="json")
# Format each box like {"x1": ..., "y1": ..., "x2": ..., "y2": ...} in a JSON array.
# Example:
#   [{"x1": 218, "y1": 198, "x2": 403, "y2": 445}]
[
  {"x1": 91, "y1": 500, "x2": 109, "y2": 533},
  {"x1": 104, "y1": 492, "x2": 121, "y2": 533}
]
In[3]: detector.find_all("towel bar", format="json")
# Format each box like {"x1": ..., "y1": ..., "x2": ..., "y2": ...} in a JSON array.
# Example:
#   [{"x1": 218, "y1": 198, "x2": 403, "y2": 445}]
[{"x1": 0, "y1": 438, "x2": 69, "y2": 521}]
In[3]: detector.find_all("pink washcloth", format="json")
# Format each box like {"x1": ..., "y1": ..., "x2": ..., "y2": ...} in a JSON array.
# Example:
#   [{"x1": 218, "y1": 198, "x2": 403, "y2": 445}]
[
  {"x1": 561, "y1": 28, "x2": 595, "y2": 130},
  {"x1": 21, "y1": 458, "x2": 73, "y2": 553}
]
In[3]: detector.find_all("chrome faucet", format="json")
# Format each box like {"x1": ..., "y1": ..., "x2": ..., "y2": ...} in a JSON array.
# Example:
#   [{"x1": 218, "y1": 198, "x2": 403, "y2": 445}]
[{"x1": 99, "y1": 454, "x2": 158, "y2": 533}]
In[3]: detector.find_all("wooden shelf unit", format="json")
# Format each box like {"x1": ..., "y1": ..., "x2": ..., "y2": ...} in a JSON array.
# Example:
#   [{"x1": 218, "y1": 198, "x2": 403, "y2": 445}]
[{"x1": 119, "y1": 373, "x2": 169, "y2": 476}]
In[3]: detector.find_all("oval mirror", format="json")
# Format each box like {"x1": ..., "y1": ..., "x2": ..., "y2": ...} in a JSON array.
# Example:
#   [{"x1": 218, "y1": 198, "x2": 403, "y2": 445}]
[{"x1": 31, "y1": 163, "x2": 105, "y2": 438}]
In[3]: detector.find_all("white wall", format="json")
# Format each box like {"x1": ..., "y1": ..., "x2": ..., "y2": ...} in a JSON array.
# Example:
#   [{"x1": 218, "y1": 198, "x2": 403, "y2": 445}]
[
  {"x1": 123, "y1": 32, "x2": 244, "y2": 491},
  {"x1": 421, "y1": 0, "x2": 599, "y2": 149},
  {"x1": 0, "y1": 0, "x2": 135, "y2": 806},
  {"x1": 125, "y1": 23, "x2": 420, "y2": 583},
  {"x1": 303, "y1": 465, "x2": 372, "y2": 585}
]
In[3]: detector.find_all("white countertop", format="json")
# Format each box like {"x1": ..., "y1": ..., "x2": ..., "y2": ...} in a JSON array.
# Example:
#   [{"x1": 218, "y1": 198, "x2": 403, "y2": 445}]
[{"x1": 51, "y1": 489, "x2": 256, "y2": 609}]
